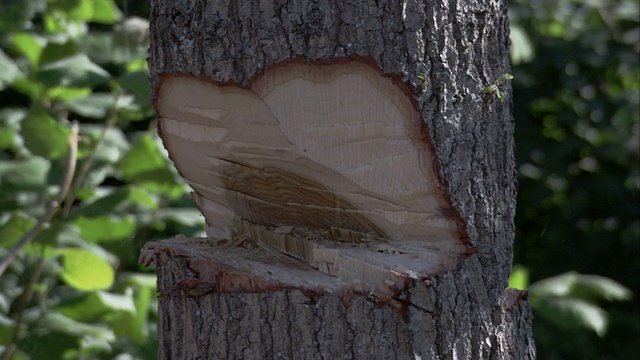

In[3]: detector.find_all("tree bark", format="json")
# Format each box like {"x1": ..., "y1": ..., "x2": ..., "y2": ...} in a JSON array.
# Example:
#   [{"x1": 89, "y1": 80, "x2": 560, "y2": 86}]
[{"x1": 143, "y1": 0, "x2": 535, "y2": 359}]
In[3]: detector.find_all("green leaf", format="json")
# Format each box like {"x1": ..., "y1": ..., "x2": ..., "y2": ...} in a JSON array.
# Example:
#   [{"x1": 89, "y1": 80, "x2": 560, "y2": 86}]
[
  {"x1": 54, "y1": 0, "x2": 93, "y2": 22},
  {"x1": 0, "y1": 0, "x2": 43, "y2": 32},
  {"x1": 546, "y1": 21, "x2": 566, "y2": 38},
  {"x1": 67, "y1": 93, "x2": 113, "y2": 118},
  {"x1": 145, "y1": 182, "x2": 188, "y2": 200},
  {"x1": 38, "y1": 41, "x2": 78, "y2": 67},
  {"x1": 0, "y1": 49, "x2": 22, "y2": 91},
  {"x1": 35, "y1": 54, "x2": 111, "y2": 88},
  {"x1": 115, "y1": 274, "x2": 157, "y2": 343},
  {"x1": 0, "y1": 215, "x2": 56, "y2": 272},
  {"x1": 37, "y1": 311, "x2": 115, "y2": 351},
  {"x1": 10, "y1": 76, "x2": 46, "y2": 99},
  {"x1": 162, "y1": 208, "x2": 204, "y2": 227},
  {"x1": 77, "y1": 32, "x2": 114, "y2": 64},
  {"x1": 79, "y1": 22, "x2": 148, "y2": 65},
  {"x1": 509, "y1": 25, "x2": 534, "y2": 65},
  {"x1": 66, "y1": 93, "x2": 134, "y2": 118},
  {"x1": 0, "y1": 313, "x2": 16, "y2": 345},
  {"x1": 56, "y1": 274, "x2": 156, "y2": 344},
  {"x1": 508, "y1": 265, "x2": 529, "y2": 290},
  {"x1": 117, "y1": 134, "x2": 175, "y2": 184},
  {"x1": 56, "y1": 290, "x2": 135, "y2": 322},
  {"x1": 46, "y1": 86, "x2": 91, "y2": 102},
  {"x1": 131, "y1": 285, "x2": 153, "y2": 342},
  {"x1": 112, "y1": 17, "x2": 149, "y2": 48},
  {"x1": 111, "y1": 18, "x2": 149, "y2": 64},
  {"x1": 104, "y1": 287, "x2": 149, "y2": 342},
  {"x1": 57, "y1": 248, "x2": 115, "y2": 291},
  {"x1": 116, "y1": 69, "x2": 150, "y2": 102},
  {"x1": 20, "y1": 111, "x2": 70, "y2": 159},
  {"x1": 120, "y1": 273, "x2": 156, "y2": 289},
  {"x1": 0, "y1": 108, "x2": 26, "y2": 150},
  {"x1": 72, "y1": 186, "x2": 157, "y2": 218},
  {"x1": 81, "y1": 125, "x2": 130, "y2": 163},
  {"x1": 51, "y1": 223, "x2": 84, "y2": 247},
  {"x1": 529, "y1": 272, "x2": 577, "y2": 297},
  {"x1": 10, "y1": 32, "x2": 46, "y2": 67},
  {"x1": 73, "y1": 165, "x2": 113, "y2": 196},
  {"x1": 530, "y1": 272, "x2": 633, "y2": 302},
  {"x1": 0, "y1": 271, "x2": 22, "y2": 308},
  {"x1": 0, "y1": 212, "x2": 36, "y2": 248},
  {"x1": 91, "y1": 0, "x2": 123, "y2": 24},
  {"x1": 31, "y1": 221, "x2": 71, "y2": 256},
  {"x1": 120, "y1": 186, "x2": 158, "y2": 209},
  {"x1": 0, "y1": 291, "x2": 10, "y2": 314},
  {"x1": 126, "y1": 58, "x2": 148, "y2": 72},
  {"x1": 0, "y1": 128, "x2": 17, "y2": 150},
  {"x1": 571, "y1": 274, "x2": 633, "y2": 302},
  {"x1": 95, "y1": 290, "x2": 137, "y2": 312},
  {"x1": 536, "y1": 296, "x2": 609, "y2": 337},
  {"x1": 0, "y1": 157, "x2": 50, "y2": 192},
  {"x1": 19, "y1": 315, "x2": 77, "y2": 360},
  {"x1": 73, "y1": 215, "x2": 136, "y2": 243}
]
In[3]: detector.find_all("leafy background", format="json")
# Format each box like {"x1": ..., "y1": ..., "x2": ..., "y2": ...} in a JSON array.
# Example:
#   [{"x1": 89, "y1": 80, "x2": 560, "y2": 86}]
[{"x1": 0, "y1": 0, "x2": 637, "y2": 359}]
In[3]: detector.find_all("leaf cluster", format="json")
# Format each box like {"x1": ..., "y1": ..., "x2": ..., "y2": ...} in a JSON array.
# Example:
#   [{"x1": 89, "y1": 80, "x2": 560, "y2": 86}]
[
  {"x1": 508, "y1": 0, "x2": 639, "y2": 358},
  {"x1": 0, "y1": 1, "x2": 202, "y2": 359}
]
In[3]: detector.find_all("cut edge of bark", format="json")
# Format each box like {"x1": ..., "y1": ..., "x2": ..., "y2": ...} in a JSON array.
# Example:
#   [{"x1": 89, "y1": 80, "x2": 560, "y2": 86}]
[{"x1": 140, "y1": 235, "x2": 413, "y2": 308}]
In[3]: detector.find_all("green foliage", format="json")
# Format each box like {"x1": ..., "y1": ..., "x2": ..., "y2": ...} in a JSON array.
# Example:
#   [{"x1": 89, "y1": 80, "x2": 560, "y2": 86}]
[
  {"x1": 509, "y1": 0, "x2": 639, "y2": 358},
  {"x1": 0, "y1": 0, "x2": 202, "y2": 359},
  {"x1": 21, "y1": 110, "x2": 71, "y2": 159},
  {"x1": 57, "y1": 248, "x2": 115, "y2": 291},
  {"x1": 511, "y1": 270, "x2": 632, "y2": 337}
]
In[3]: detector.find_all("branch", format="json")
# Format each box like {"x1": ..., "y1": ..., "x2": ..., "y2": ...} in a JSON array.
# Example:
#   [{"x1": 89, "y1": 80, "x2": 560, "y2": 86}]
[
  {"x1": 61, "y1": 121, "x2": 110, "y2": 216},
  {"x1": 62, "y1": 91, "x2": 120, "y2": 216},
  {"x1": 0, "y1": 122, "x2": 79, "y2": 277}
]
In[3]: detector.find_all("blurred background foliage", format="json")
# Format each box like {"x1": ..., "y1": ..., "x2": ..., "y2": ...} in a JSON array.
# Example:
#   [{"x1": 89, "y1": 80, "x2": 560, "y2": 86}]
[
  {"x1": 509, "y1": 0, "x2": 638, "y2": 358},
  {"x1": 0, "y1": 0, "x2": 201, "y2": 359},
  {"x1": 0, "y1": 0, "x2": 637, "y2": 359}
]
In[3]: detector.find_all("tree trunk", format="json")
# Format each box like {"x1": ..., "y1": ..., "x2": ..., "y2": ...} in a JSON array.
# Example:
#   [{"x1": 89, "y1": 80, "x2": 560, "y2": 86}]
[{"x1": 142, "y1": 0, "x2": 535, "y2": 359}]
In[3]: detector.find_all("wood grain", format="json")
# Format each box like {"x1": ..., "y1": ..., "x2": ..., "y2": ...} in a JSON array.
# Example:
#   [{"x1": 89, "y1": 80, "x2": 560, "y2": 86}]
[{"x1": 156, "y1": 61, "x2": 472, "y2": 288}]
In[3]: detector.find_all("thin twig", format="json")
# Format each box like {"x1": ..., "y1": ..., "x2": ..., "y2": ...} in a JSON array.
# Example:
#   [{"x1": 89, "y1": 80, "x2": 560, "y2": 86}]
[
  {"x1": 62, "y1": 92, "x2": 120, "y2": 216},
  {"x1": 0, "y1": 256, "x2": 45, "y2": 360},
  {"x1": 62, "y1": 119, "x2": 112, "y2": 217},
  {"x1": 0, "y1": 122, "x2": 79, "y2": 278}
]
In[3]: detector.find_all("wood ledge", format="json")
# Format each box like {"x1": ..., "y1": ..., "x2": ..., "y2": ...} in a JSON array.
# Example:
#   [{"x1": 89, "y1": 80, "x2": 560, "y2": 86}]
[{"x1": 139, "y1": 233, "x2": 456, "y2": 306}]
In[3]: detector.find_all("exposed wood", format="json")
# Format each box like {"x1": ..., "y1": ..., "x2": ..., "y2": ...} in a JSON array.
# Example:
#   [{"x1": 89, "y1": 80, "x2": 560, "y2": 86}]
[
  {"x1": 145, "y1": 0, "x2": 535, "y2": 358},
  {"x1": 156, "y1": 61, "x2": 474, "y2": 294}
]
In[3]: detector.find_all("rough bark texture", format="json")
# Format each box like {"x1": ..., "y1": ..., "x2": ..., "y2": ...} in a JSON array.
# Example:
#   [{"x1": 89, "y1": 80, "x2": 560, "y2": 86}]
[{"x1": 146, "y1": 0, "x2": 535, "y2": 359}]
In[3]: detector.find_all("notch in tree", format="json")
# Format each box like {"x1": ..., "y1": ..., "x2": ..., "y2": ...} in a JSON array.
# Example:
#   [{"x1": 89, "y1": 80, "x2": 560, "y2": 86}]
[{"x1": 141, "y1": 1, "x2": 535, "y2": 359}]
